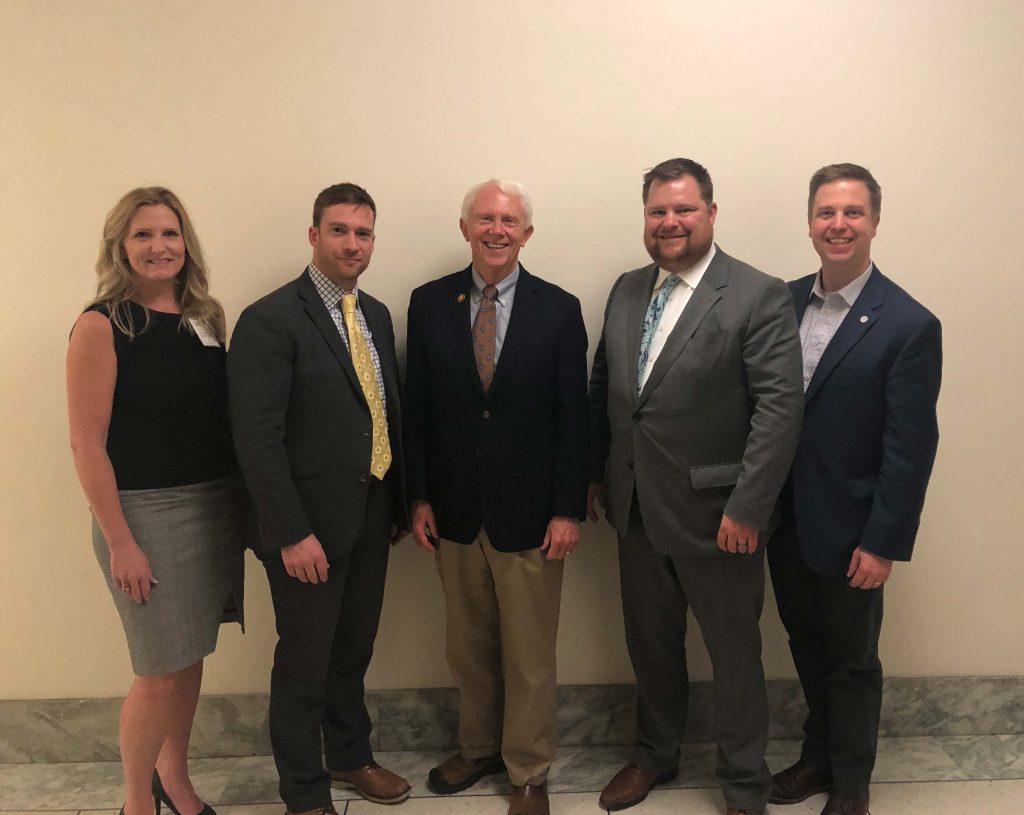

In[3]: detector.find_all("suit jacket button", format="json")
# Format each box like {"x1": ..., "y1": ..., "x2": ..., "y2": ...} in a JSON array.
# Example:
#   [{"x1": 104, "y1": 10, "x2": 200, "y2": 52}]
[
  {"x1": 361, "y1": 432, "x2": 370, "y2": 442},
  {"x1": 482, "y1": 409, "x2": 491, "y2": 419},
  {"x1": 358, "y1": 473, "x2": 368, "y2": 484},
  {"x1": 632, "y1": 414, "x2": 640, "y2": 424}
]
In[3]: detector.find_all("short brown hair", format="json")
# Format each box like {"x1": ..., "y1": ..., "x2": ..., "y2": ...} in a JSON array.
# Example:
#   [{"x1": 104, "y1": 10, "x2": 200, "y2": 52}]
[
  {"x1": 642, "y1": 158, "x2": 714, "y2": 205},
  {"x1": 808, "y1": 163, "x2": 881, "y2": 219},
  {"x1": 312, "y1": 182, "x2": 377, "y2": 227}
]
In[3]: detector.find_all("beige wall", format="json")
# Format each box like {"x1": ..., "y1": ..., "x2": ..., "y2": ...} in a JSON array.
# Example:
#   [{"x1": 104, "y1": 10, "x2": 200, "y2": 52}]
[{"x1": 1, "y1": 0, "x2": 1021, "y2": 699}]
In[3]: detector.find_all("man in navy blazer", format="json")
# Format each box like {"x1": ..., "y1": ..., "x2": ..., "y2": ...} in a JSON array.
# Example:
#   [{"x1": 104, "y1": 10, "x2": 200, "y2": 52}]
[
  {"x1": 404, "y1": 179, "x2": 588, "y2": 815},
  {"x1": 768, "y1": 164, "x2": 942, "y2": 815}
]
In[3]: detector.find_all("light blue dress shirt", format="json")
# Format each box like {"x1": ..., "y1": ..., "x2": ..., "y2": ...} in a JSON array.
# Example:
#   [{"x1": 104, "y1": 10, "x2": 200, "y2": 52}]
[{"x1": 469, "y1": 265, "x2": 520, "y2": 364}]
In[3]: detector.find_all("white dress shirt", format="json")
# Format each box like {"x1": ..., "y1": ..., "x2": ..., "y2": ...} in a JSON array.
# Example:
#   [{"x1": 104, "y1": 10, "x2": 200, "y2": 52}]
[{"x1": 639, "y1": 244, "x2": 717, "y2": 389}]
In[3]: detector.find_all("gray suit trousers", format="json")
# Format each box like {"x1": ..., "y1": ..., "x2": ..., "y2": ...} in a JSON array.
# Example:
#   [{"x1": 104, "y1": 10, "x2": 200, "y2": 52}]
[{"x1": 619, "y1": 501, "x2": 772, "y2": 811}]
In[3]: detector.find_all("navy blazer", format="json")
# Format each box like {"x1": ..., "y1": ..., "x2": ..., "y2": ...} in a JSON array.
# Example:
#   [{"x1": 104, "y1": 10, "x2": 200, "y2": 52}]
[
  {"x1": 403, "y1": 265, "x2": 589, "y2": 552},
  {"x1": 786, "y1": 267, "x2": 942, "y2": 576}
]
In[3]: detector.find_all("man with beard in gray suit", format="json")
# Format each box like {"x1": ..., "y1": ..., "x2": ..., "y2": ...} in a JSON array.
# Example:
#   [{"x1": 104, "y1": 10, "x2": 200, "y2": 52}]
[{"x1": 588, "y1": 158, "x2": 804, "y2": 815}]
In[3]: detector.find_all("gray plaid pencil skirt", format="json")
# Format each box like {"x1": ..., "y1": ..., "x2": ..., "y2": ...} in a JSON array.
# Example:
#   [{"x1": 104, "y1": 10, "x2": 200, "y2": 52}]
[{"x1": 92, "y1": 475, "x2": 247, "y2": 676}]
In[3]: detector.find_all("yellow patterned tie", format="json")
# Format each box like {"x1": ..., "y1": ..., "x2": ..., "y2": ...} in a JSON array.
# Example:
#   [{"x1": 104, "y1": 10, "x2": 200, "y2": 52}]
[{"x1": 340, "y1": 293, "x2": 392, "y2": 479}]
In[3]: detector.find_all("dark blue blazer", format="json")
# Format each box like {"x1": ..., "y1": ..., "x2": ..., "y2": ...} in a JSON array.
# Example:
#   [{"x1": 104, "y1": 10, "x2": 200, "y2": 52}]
[
  {"x1": 785, "y1": 267, "x2": 942, "y2": 576},
  {"x1": 403, "y1": 265, "x2": 589, "y2": 552}
]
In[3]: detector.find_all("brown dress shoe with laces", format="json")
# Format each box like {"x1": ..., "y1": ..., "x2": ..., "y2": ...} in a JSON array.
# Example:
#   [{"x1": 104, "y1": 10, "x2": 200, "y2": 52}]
[
  {"x1": 427, "y1": 752, "x2": 505, "y2": 794},
  {"x1": 821, "y1": 792, "x2": 870, "y2": 815},
  {"x1": 770, "y1": 760, "x2": 833, "y2": 804},
  {"x1": 509, "y1": 783, "x2": 549, "y2": 815},
  {"x1": 329, "y1": 761, "x2": 411, "y2": 804},
  {"x1": 598, "y1": 762, "x2": 678, "y2": 811}
]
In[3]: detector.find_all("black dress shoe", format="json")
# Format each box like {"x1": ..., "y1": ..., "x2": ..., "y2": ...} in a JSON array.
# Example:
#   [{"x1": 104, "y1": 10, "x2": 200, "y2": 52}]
[
  {"x1": 770, "y1": 760, "x2": 832, "y2": 805},
  {"x1": 152, "y1": 769, "x2": 216, "y2": 815},
  {"x1": 428, "y1": 752, "x2": 506, "y2": 794},
  {"x1": 821, "y1": 792, "x2": 870, "y2": 815}
]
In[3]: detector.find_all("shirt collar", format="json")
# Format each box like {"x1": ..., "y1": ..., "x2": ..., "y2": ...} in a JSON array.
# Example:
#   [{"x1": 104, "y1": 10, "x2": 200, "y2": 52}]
[
  {"x1": 653, "y1": 244, "x2": 717, "y2": 293},
  {"x1": 810, "y1": 262, "x2": 873, "y2": 306},
  {"x1": 308, "y1": 263, "x2": 359, "y2": 309},
  {"x1": 471, "y1": 264, "x2": 520, "y2": 305}
]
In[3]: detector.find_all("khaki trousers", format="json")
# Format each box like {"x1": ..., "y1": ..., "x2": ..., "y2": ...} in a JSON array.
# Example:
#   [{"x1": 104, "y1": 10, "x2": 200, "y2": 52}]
[{"x1": 435, "y1": 530, "x2": 563, "y2": 786}]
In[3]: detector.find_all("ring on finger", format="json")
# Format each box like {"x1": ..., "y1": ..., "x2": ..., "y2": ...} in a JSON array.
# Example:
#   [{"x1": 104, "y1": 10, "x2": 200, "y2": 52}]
[{"x1": 873, "y1": 581, "x2": 882, "y2": 588}]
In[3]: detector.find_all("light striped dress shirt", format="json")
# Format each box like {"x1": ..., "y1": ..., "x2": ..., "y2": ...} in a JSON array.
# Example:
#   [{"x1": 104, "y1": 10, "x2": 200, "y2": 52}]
[{"x1": 799, "y1": 263, "x2": 873, "y2": 391}]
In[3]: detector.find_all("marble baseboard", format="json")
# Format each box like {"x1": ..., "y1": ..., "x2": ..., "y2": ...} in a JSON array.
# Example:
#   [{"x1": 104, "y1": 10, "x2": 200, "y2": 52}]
[{"x1": 2, "y1": 677, "x2": 1020, "y2": 763}]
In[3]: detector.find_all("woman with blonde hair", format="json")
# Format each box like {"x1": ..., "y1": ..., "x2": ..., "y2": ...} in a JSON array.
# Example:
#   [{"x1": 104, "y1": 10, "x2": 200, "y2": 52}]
[{"x1": 67, "y1": 187, "x2": 246, "y2": 815}]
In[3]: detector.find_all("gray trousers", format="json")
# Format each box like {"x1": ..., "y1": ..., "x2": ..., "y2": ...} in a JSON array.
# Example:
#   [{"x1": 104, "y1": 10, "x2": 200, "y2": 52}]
[{"x1": 619, "y1": 503, "x2": 772, "y2": 811}]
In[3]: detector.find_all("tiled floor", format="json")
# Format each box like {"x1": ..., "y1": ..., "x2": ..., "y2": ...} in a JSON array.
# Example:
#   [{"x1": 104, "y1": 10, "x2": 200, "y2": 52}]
[{"x1": 2, "y1": 737, "x2": 1022, "y2": 814}]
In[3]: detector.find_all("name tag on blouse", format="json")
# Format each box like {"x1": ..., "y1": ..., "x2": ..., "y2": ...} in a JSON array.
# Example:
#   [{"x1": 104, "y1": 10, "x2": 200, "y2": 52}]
[{"x1": 189, "y1": 318, "x2": 220, "y2": 348}]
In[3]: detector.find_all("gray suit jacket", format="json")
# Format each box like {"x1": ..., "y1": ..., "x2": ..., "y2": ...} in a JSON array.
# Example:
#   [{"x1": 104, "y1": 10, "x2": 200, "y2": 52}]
[{"x1": 589, "y1": 246, "x2": 804, "y2": 556}]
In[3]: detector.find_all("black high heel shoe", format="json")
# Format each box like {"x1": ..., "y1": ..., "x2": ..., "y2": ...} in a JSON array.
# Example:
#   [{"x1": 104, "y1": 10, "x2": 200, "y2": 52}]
[{"x1": 152, "y1": 769, "x2": 216, "y2": 815}]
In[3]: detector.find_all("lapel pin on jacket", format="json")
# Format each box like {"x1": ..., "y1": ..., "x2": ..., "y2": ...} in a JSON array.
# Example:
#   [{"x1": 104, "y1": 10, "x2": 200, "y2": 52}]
[
  {"x1": 860, "y1": 315, "x2": 869, "y2": 323},
  {"x1": 457, "y1": 293, "x2": 466, "y2": 303}
]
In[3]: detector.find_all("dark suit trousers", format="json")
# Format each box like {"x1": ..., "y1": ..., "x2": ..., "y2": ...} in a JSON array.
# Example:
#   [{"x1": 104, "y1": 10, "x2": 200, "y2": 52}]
[
  {"x1": 262, "y1": 479, "x2": 393, "y2": 811},
  {"x1": 619, "y1": 501, "x2": 772, "y2": 811},
  {"x1": 768, "y1": 523, "x2": 883, "y2": 797}
]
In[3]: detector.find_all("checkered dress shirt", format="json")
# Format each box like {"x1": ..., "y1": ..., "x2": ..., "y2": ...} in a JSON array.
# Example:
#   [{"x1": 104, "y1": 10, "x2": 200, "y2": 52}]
[{"x1": 308, "y1": 263, "x2": 387, "y2": 413}]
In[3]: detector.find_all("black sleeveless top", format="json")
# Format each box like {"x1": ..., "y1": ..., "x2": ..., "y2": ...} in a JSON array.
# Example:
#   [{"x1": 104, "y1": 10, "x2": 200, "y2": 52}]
[{"x1": 86, "y1": 301, "x2": 238, "y2": 489}]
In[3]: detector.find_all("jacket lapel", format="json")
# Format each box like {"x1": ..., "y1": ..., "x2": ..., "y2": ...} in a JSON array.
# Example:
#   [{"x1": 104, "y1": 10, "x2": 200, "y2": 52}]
[
  {"x1": 804, "y1": 268, "x2": 887, "y2": 405},
  {"x1": 446, "y1": 266, "x2": 482, "y2": 396},
  {"x1": 638, "y1": 250, "x2": 727, "y2": 406},
  {"x1": 626, "y1": 265, "x2": 659, "y2": 407},
  {"x1": 488, "y1": 267, "x2": 538, "y2": 396},
  {"x1": 361, "y1": 296, "x2": 400, "y2": 412},
  {"x1": 296, "y1": 271, "x2": 362, "y2": 396},
  {"x1": 790, "y1": 273, "x2": 816, "y2": 327}
]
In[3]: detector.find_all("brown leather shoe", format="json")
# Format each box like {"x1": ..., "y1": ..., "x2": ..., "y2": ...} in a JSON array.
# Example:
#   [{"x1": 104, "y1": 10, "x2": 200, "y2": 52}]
[
  {"x1": 286, "y1": 807, "x2": 339, "y2": 815},
  {"x1": 509, "y1": 783, "x2": 549, "y2": 815},
  {"x1": 427, "y1": 752, "x2": 505, "y2": 794},
  {"x1": 329, "y1": 761, "x2": 411, "y2": 804},
  {"x1": 770, "y1": 760, "x2": 832, "y2": 804},
  {"x1": 821, "y1": 793, "x2": 870, "y2": 815},
  {"x1": 598, "y1": 762, "x2": 678, "y2": 811}
]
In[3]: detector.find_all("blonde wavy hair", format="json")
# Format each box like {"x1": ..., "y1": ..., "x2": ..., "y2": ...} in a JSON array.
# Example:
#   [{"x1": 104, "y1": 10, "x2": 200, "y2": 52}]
[{"x1": 92, "y1": 187, "x2": 225, "y2": 341}]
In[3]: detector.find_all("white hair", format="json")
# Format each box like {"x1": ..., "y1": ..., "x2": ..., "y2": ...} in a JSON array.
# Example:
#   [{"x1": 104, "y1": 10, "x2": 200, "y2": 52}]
[{"x1": 460, "y1": 178, "x2": 533, "y2": 227}]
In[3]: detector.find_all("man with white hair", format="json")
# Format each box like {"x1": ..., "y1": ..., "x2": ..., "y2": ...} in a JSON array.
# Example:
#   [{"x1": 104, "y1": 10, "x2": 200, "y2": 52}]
[{"x1": 404, "y1": 179, "x2": 589, "y2": 815}]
